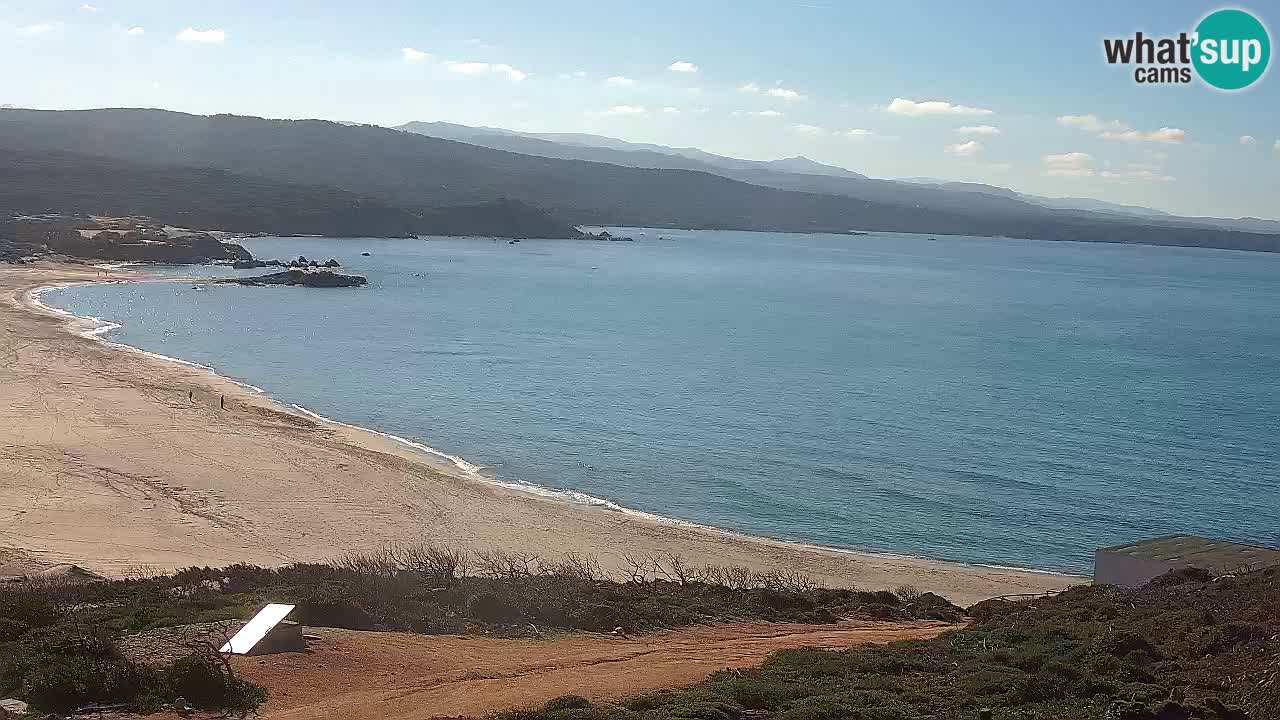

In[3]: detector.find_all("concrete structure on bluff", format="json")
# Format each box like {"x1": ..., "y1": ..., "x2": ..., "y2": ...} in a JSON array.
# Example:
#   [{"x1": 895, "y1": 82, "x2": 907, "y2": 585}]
[{"x1": 1094, "y1": 534, "x2": 1280, "y2": 588}]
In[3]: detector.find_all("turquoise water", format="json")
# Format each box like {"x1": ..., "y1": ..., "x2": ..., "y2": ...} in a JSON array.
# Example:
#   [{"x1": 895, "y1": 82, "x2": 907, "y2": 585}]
[{"x1": 46, "y1": 230, "x2": 1280, "y2": 573}]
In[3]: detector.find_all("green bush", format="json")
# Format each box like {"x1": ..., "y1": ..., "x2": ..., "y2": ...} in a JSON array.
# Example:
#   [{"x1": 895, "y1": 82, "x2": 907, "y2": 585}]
[
  {"x1": 168, "y1": 654, "x2": 266, "y2": 712},
  {"x1": 0, "y1": 619, "x2": 30, "y2": 643},
  {"x1": 0, "y1": 593, "x2": 58, "y2": 638},
  {"x1": 20, "y1": 655, "x2": 162, "y2": 713},
  {"x1": 544, "y1": 694, "x2": 592, "y2": 710},
  {"x1": 467, "y1": 591, "x2": 522, "y2": 624},
  {"x1": 663, "y1": 699, "x2": 743, "y2": 720},
  {"x1": 292, "y1": 584, "x2": 376, "y2": 629},
  {"x1": 718, "y1": 676, "x2": 808, "y2": 710}
]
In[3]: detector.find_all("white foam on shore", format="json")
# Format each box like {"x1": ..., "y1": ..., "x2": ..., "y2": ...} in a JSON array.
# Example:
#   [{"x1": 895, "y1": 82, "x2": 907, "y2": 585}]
[
  {"x1": 27, "y1": 279, "x2": 1072, "y2": 579},
  {"x1": 28, "y1": 282, "x2": 268, "y2": 396},
  {"x1": 29, "y1": 281, "x2": 640, "y2": 516}
]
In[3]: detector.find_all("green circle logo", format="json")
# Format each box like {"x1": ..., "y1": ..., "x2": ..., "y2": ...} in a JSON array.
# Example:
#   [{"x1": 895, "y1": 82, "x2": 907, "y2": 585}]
[{"x1": 1193, "y1": 9, "x2": 1271, "y2": 90}]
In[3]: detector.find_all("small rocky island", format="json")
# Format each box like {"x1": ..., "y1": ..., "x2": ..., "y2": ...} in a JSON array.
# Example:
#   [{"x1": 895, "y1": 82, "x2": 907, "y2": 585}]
[
  {"x1": 219, "y1": 268, "x2": 367, "y2": 288},
  {"x1": 584, "y1": 230, "x2": 635, "y2": 242}
]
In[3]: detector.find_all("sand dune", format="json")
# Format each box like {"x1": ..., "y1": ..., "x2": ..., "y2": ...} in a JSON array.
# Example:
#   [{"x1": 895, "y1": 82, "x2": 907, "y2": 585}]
[{"x1": 0, "y1": 263, "x2": 1079, "y2": 605}]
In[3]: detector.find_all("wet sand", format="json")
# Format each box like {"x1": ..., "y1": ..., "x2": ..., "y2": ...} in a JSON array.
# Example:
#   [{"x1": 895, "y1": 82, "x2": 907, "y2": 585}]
[{"x1": 0, "y1": 263, "x2": 1081, "y2": 605}]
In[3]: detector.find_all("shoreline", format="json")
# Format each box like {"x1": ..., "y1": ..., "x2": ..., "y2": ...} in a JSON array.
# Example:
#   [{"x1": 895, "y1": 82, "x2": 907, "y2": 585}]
[
  {"x1": 2, "y1": 262, "x2": 1082, "y2": 604},
  {"x1": 31, "y1": 278, "x2": 1074, "y2": 580}
]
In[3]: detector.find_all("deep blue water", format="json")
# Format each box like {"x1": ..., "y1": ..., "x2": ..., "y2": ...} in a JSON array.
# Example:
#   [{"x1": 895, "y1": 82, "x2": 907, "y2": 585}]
[{"x1": 46, "y1": 230, "x2": 1280, "y2": 573}]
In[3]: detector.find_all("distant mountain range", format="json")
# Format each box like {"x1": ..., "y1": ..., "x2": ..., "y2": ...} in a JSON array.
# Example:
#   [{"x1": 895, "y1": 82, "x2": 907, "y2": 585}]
[
  {"x1": 1, "y1": 108, "x2": 1277, "y2": 252},
  {"x1": 398, "y1": 120, "x2": 868, "y2": 177},
  {"x1": 398, "y1": 121, "x2": 1280, "y2": 237}
]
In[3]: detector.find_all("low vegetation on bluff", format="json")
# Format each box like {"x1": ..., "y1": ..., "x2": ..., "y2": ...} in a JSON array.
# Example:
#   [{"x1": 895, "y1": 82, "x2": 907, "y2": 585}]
[
  {"x1": 2, "y1": 547, "x2": 1274, "y2": 718},
  {"x1": 510, "y1": 566, "x2": 1277, "y2": 720},
  {"x1": 0, "y1": 546, "x2": 958, "y2": 715}
]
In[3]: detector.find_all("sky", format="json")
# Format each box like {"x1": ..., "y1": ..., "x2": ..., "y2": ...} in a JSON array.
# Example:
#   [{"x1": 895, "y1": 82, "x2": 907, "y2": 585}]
[{"x1": 2, "y1": 0, "x2": 1277, "y2": 219}]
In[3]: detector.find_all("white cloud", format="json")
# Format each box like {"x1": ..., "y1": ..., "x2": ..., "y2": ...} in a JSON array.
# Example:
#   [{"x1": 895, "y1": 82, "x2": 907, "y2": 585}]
[
  {"x1": 606, "y1": 75, "x2": 635, "y2": 87},
  {"x1": 842, "y1": 128, "x2": 875, "y2": 137},
  {"x1": 444, "y1": 61, "x2": 526, "y2": 80},
  {"x1": 606, "y1": 105, "x2": 646, "y2": 115},
  {"x1": 559, "y1": 70, "x2": 587, "y2": 79},
  {"x1": 766, "y1": 87, "x2": 805, "y2": 101},
  {"x1": 1240, "y1": 135, "x2": 1257, "y2": 145},
  {"x1": 1057, "y1": 114, "x2": 1185, "y2": 144},
  {"x1": 738, "y1": 82, "x2": 761, "y2": 93},
  {"x1": 751, "y1": 110, "x2": 784, "y2": 118},
  {"x1": 944, "y1": 140, "x2": 982, "y2": 157},
  {"x1": 1044, "y1": 152, "x2": 1096, "y2": 176},
  {"x1": 668, "y1": 60, "x2": 698, "y2": 73},
  {"x1": 19, "y1": 23, "x2": 57, "y2": 34},
  {"x1": 400, "y1": 47, "x2": 430, "y2": 62},
  {"x1": 885, "y1": 97, "x2": 993, "y2": 116},
  {"x1": 955, "y1": 125, "x2": 1001, "y2": 135},
  {"x1": 1101, "y1": 127, "x2": 1185, "y2": 144},
  {"x1": 1100, "y1": 167, "x2": 1175, "y2": 182},
  {"x1": 1056, "y1": 114, "x2": 1123, "y2": 133},
  {"x1": 662, "y1": 106, "x2": 681, "y2": 114},
  {"x1": 493, "y1": 63, "x2": 528, "y2": 81},
  {"x1": 79, "y1": 4, "x2": 98, "y2": 11},
  {"x1": 1080, "y1": 157, "x2": 1175, "y2": 182},
  {"x1": 792, "y1": 123, "x2": 823, "y2": 135},
  {"x1": 176, "y1": 27, "x2": 226, "y2": 44},
  {"x1": 126, "y1": 26, "x2": 145, "y2": 36},
  {"x1": 1274, "y1": 139, "x2": 1280, "y2": 152},
  {"x1": 693, "y1": 107, "x2": 711, "y2": 114}
]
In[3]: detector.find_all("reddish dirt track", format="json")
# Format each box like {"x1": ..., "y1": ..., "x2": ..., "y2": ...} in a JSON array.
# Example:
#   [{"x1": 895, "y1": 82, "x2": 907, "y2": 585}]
[{"x1": 232, "y1": 620, "x2": 957, "y2": 719}]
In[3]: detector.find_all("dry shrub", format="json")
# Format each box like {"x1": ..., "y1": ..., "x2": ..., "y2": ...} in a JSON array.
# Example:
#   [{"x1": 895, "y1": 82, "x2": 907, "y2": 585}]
[{"x1": 474, "y1": 548, "x2": 538, "y2": 582}]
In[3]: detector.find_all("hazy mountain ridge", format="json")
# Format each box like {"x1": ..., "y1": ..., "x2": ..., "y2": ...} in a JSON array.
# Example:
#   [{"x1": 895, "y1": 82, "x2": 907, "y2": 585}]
[
  {"x1": 397, "y1": 121, "x2": 867, "y2": 178},
  {"x1": 395, "y1": 122, "x2": 1139, "y2": 220},
  {"x1": 400, "y1": 121, "x2": 1278, "y2": 236},
  {"x1": 1, "y1": 108, "x2": 1278, "y2": 252},
  {"x1": 0, "y1": 147, "x2": 578, "y2": 239}
]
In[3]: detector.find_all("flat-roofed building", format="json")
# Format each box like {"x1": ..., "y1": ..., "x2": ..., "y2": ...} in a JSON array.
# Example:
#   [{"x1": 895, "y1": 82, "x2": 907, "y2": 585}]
[{"x1": 1094, "y1": 534, "x2": 1280, "y2": 588}]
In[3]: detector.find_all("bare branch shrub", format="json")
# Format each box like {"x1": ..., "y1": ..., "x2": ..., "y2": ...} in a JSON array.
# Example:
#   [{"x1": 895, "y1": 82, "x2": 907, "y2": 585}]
[
  {"x1": 389, "y1": 542, "x2": 470, "y2": 586},
  {"x1": 123, "y1": 564, "x2": 163, "y2": 582},
  {"x1": 622, "y1": 552, "x2": 660, "y2": 584},
  {"x1": 474, "y1": 548, "x2": 537, "y2": 582},
  {"x1": 757, "y1": 569, "x2": 819, "y2": 593},
  {"x1": 549, "y1": 552, "x2": 602, "y2": 581},
  {"x1": 653, "y1": 553, "x2": 701, "y2": 585},
  {"x1": 702, "y1": 563, "x2": 754, "y2": 590},
  {"x1": 894, "y1": 584, "x2": 922, "y2": 602},
  {"x1": 334, "y1": 547, "x2": 398, "y2": 578}
]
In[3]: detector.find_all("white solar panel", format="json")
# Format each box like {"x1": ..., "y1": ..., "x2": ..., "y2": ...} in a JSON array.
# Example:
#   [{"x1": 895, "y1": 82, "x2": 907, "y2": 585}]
[{"x1": 220, "y1": 603, "x2": 295, "y2": 654}]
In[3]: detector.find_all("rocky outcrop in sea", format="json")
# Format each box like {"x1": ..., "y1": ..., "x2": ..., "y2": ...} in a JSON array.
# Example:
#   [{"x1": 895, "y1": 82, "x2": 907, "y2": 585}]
[{"x1": 219, "y1": 268, "x2": 367, "y2": 288}]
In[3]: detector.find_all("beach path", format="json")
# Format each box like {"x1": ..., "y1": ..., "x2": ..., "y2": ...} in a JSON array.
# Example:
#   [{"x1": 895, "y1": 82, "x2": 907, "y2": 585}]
[
  {"x1": 234, "y1": 620, "x2": 957, "y2": 719},
  {"x1": 0, "y1": 263, "x2": 1079, "y2": 605}
]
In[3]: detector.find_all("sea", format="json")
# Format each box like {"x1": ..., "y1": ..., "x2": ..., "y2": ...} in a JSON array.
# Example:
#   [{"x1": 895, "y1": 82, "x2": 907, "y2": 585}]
[{"x1": 42, "y1": 229, "x2": 1280, "y2": 574}]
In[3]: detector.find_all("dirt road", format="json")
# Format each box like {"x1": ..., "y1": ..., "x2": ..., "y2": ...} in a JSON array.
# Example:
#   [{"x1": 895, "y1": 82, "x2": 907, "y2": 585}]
[{"x1": 233, "y1": 620, "x2": 956, "y2": 719}]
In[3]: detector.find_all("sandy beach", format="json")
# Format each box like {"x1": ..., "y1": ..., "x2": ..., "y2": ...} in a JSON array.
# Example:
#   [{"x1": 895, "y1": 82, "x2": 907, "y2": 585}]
[{"x1": 0, "y1": 262, "x2": 1081, "y2": 605}]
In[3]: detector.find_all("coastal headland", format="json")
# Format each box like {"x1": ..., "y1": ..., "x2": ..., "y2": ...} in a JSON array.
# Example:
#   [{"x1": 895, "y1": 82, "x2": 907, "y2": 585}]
[{"x1": 0, "y1": 263, "x2": 1079, "y2": 605}]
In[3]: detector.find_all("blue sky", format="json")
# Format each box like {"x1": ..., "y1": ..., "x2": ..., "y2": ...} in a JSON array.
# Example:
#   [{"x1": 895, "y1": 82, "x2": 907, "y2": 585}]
[{"x1": 2, "y1": 0, "x2": 1277, "y2": 218}]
